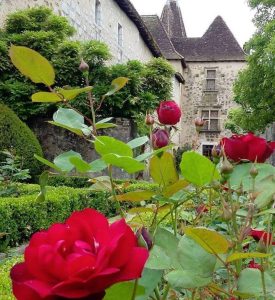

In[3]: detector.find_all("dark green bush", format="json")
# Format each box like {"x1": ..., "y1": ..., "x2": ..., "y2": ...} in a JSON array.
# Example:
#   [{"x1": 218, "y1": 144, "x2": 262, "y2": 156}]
[
  {"x1": 0, "y1": 182, "x2": 157, "y2": 247},
  {"x1": 0, "y1": 104, "x2": 43, "y2": 176}
]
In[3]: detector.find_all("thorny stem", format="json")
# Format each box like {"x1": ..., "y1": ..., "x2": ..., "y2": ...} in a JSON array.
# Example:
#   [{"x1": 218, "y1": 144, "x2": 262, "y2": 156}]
[
  {"x1": 84, "y1": 76, "x2": 97, "y2": 135},
  {"x1": 260, "y1": 259, "x2": 268, "y2": 300},
  {"x1": 131, "y1": 279, "x2": 139, "y2": 300}
]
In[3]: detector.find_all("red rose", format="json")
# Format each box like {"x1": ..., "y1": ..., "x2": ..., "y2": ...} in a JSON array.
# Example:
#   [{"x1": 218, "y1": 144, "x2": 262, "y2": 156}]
[
  {"x1": 249, "y1": 228, "x2": 275, "y2": 245},
  {"x1": 221, "y1": 133, "x2": 275, "y2": 163},
  {"x1": 248, "y1": 260, "x2": 262, "y2": 270},
  {"x1": 157, "y1": 100, "x2": 181, "y2": 125},
  {"x1": 10, "y1": 209, "x2": 149, "y2": 300},
  {"x1": 151, "y1": 128, "x2": 169, "y2": 149}
]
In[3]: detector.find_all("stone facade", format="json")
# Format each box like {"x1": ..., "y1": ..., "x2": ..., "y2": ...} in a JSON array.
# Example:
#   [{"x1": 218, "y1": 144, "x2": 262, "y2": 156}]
[
  {"x1": 181, "y1": 61, "x2": 247, "y2": 151},
  {"x1": 0, "y1": 0, "x2": 155, "y2": 64}
]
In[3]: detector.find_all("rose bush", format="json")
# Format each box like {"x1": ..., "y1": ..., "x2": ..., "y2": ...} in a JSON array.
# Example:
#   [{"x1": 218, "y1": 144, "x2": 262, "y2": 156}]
[
  {"x1": 157, "y1": 100, "x2": 181, "y2": 125},
  {"x1": 221, "y1": 132, "x2": 275, "y2": 163},
  {"x1": 10, "y1": 208, "x2": 149, "y2": 300}
]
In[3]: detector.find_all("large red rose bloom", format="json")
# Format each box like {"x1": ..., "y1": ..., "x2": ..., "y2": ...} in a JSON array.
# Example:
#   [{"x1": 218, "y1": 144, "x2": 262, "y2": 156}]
[
  {"x1": 10, "y1": 209, "x2": 149, "y2": 300},
  {"x1": 221, "y1": 133, "x2": 275, "y2": 163},
  {"x1": 157, "y1": 101, "x2": 181, "y2": 125}
]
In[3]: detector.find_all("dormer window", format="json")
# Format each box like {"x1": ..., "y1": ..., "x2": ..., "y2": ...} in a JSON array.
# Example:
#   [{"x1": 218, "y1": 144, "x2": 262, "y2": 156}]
[
  {"x1": 95, "y1": 0, "x2": 101, "y2": 26},
  {"x1": 205, "y1": 69, "x2": 217, "y2": 91}
]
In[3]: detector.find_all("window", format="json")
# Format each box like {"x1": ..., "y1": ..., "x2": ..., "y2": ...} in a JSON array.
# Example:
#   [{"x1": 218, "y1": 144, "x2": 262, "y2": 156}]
[
  {"x1": 118, "y1": 23, "x2": 123, "y2": 47},
  {"x1": 205, "y1": 69, "x2": 217, "y2": 91},
  {"x1": 95, "y1": 0, "x2": 101, "y2": 26},
  {"x1": 202, "y1": 144, "x2": 214, "y2": 159},
  {"x1": 201, "y1": 109, "x2": 220, "y2": 131}
]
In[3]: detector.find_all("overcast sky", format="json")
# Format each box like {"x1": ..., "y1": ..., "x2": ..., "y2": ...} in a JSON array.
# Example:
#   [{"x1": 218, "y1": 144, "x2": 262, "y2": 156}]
[{"x1": 130, "y1": 0, "x2": 256, "y2": 47}]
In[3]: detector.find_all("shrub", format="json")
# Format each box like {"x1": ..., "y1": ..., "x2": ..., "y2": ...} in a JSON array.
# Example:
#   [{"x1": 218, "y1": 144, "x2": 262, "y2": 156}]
[{"x1": 0, "y1": 104, "x2": 43, "y2": 176}]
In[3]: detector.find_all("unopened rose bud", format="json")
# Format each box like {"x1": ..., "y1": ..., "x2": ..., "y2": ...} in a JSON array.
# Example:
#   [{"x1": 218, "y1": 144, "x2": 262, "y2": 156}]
[
  {"x1": 151, "y1": 128, "x2": 169, "y2": 149},
  {"x1": 136, "y1": 227, "x2": 153, "y2": 250},
  {"x1": 250, "y1": 165, "x2": 258, "y2": 178},
  {"x1": 221, "y1": 157, "x2": 234, "y2": 175},
  {"x1": 194, "y1": 117, "x2": 205, "y2": 132},
  {"x1": 79, "y1": 58, "x2": 89, "y2": 73},
  {"x1": 248, "y1": 260, "x2": 263, "y2": 271},
  {"x1": 145, "y1": 113, "x2": 154, "y2": 126}
]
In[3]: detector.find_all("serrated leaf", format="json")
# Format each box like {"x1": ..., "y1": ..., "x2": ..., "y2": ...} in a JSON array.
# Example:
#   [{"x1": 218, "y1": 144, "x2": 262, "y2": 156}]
[
  {"x1": 9, "y1": 45, "x2": 55, "y2": 86},
  {"x1": 116, "y1": 190, "x2": 155, "y2": 202},
  {"x1": 185, "y1": 227, "x2": 230, "y2": 254},
  {"x1": 57, "y1": 86, "x2": 92, "y2": 100},
  {"x1": 94, "y1": 136, "x2": 133, "y2": 157},
  {"x1": 95, "y1": 123, "x2": 117, "y2": 130},
  {"x1": 104, "y1": 77, "x2": 129, "y2": 97},
  {"x1": 127, "y1": 136, "x2": 149, "y2": 149},
  {"x1": 149, "y1": 152, "x2": 178, "y2": 187},
  {"x1": 146, "y1": 245, "x2": 172, "y2": 269},
  {"x1": 226, "y1": 252, "x2": 271, "y2": 263},
  {"x1": 32, "y1": 92, "x2": 62, "y2": 103},
  {"x1": 180, "y1": 151, "x2": 220, "y2": 186},
  {"x1": 34, "y1": 154, "x2": 62, "y2": 172},
  {"x1": 102, "y1": 154, "x2": 145, "y2": 174}
]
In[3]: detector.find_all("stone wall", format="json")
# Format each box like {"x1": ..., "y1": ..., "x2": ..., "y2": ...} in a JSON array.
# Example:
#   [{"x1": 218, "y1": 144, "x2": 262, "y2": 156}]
[
  {"x1": 180, "y1": 61, "x2": 247, "y2": 149},
  {"x1": 30, "y1": 117, "x2": 136, "y2": 178},
  {"x1": 0, "y1": 0, "x2": 154, "y2": 64}
]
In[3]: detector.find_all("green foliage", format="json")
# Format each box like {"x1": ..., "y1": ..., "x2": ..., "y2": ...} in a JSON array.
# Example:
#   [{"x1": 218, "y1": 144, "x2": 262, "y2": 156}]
[
  {"x1": 248, "y1": 0, "x2": 275, "y2": 29},
  {"x1": 233, "y1": 4, "x2": 275, "y2": 132},
  {"x1": 0, "y1": 256, "x2": 22, "y2": 299},
  {"x1": 0, "y1": 104, "x2": 43, "y2": 176}
]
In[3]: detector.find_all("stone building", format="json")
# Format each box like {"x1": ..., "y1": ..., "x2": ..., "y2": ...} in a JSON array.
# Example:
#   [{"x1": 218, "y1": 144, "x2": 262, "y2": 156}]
[{"x1": 143, "y1": 0, "x2": 246, "y2": 155}]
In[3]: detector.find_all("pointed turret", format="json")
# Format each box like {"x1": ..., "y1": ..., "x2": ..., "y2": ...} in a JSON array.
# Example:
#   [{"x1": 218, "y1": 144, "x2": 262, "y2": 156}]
[{"x1": 161, "y1": 0, "x2": 187, "y2": 39}]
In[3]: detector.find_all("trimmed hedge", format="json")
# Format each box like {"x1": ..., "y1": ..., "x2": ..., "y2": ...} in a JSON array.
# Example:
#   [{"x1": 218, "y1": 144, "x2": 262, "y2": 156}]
[
  {"x1": 0, "y1": 103, "x2": 43, "y2": 176},
  {"x1": 0, "y1": 183, "x2": 157, "y2": 248}
]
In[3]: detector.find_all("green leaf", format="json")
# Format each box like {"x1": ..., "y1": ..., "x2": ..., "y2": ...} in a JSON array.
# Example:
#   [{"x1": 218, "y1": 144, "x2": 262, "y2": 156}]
[
  {"x1": 149, "y1": 152, "x2": 178, "y2": 187},
  {"x1": 237, "y1": 268, "x2": 275, "y2": 297},
  {"x1": 34, "y1": 154, "x2": 62, "y2": 172},
  {"x1": 89, "y1": 159, "x2": 107, "y2": 172},
  {"x1": 48, "y1": 121, "x2": 84, "y2": 136},
  {"x1": 94, "y1": 136, "x2": 133, "y2": 157},
  {"x1": 135, "y1": 145, "x2": 173, "y2": 161},
  {"x1": 226, "y1": 252, "x2": 271, "y2": 263},
  {"x1": 136, "y1": 268, "x2": 162, "y2": 300},
  {"x1": 95, "y1": 123, "x2": 117, "y2": 130},
  {"x1": 69, "y1": 157, "x2": 92, "y2": 173},
  {"x1": 146, "y1": 245, "x2": 172, "y2": 270},
  {"x1": 9, "y1": 45, "x2": 55, "y2": 86},
  {"x1": 53, "y1": 151, "x2": 82, "y2": 172},
  {"x1": 96, "y1": 117, "x2": 114, "y2": 124},
  {"x1": 163, "y1": 179, "x2": 189, "y2": 197},
  {"x1": 184, "y1": 227, "x2": 229, "y2": 254},
  {"x1": 127, "y1": 136, "x2": 149, "y2": 149},
  {"x1": 52, "y1": 108, "x2": 91, "y2": 136},
  {"x1": 180, "y1": 151, "x2": 220, "y2": 186},
  {"x1": 102, "y1": 154, "x2": 145, "y2": 174},
  {"x1": 104, "y1": 77, "x2": 129, "y2": 97},
  {"x1": 35, "y1": 171, "x2": 49, "y2": 202},
  {"x1": 57, "y1": 86, "x2": 92, "y2": 100},
  {"x1": 89, "y1": 176, "x2": 112, "y2": 192},
  {"x1": 104, "y1": 281, "x2": 145, "y2": 300},
  {"x1": 31, "y1": 92, "x2": 62, "y2": 103},
  {"x1": 177, "y1": 236, "x2": 216, "y2": 277},
  {"x1": 165, "y1": 270, "x2": 212, "y2": 289},
  {"x1": 116, "y1": 190, "x2": 155, "y2": 202}
]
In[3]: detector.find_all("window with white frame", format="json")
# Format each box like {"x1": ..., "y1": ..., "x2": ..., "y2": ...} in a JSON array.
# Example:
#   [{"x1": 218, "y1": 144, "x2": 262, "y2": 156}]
[
  {"x1": 95, "y1": 0, "x2": 101, "y2": 26},
  {"x1": 201, "y1": 109, "x2": 220, "y2": 131},
  {"x1": 118, "y1": 23, "x2": 123, "y2": 47},
  {"x1": 205, "y1": 69, "x2": 217, "y2": 91}
]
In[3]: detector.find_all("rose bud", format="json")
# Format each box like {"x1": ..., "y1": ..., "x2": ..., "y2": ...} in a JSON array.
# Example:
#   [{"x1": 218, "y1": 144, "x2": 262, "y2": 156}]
[
  {"x1": 79, "y1": 58, "x2": 89, "y2": 72},
  {"x1": 136, "y1": 227, "x2": 153, "y2": 250},
  {"x1": 194, "y1": 117, "x2": 205, "y2": 132},
  {"x1": 212, "y1": 144, "x2": 223, "y2": 164},
  {"x1": 250, "y1": 165, "x2": 258, "y2": 178},
  {"x1": 220, "y1": 157, "x2": 234, "y2": 175},
  {"x1": 151, "y1": 128, "x2": 169, "y2": 149},
  {"x1": 221, "y1": 200, "x2": 232, "y2": 221},
  {"x1": 145, "y1": 113, "x2": 154, "y2": 126},
  {"x1": 248, "y1": 260, "x2": 263, "y2": 271},
  {"x1": 157, "y1": 100, "x2": 181, "y2": 125}
]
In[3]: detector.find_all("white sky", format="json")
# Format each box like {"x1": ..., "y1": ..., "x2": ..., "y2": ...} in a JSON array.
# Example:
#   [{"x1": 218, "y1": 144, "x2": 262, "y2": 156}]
[{"x1": 130, "y1": 0, "x2": 256, "y2": 47}]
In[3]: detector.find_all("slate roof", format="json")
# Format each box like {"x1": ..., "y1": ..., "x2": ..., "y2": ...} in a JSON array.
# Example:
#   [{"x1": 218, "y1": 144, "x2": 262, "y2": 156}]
[
  {"x1": 114, "y1": 0, "x2": 162, "y2": 57},
  {"x1": 161, "y1": 0, "x2": 187, "y2": 39},
  {"x1": 141, "y1": 15, "x2": 183, "y2": 60},
  {"x1": 171, "y1": 16, "x2": 246, "y2": 62}
]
